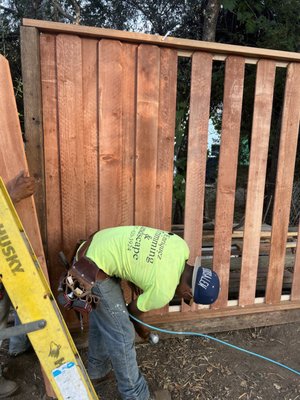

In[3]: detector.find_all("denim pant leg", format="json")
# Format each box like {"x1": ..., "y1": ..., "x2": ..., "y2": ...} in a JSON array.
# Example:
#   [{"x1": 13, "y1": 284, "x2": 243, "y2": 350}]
[
  {"x1": 89, "y1": 278, "x2": 150, "y2": 400},
  {"x1": 0, "y1": 290, "x2": 11, "y2": 348},
  {"x1": 88, "y1": 309, "x2": 112, "y2": 378},
  {"x1": 9, "y1": 311, "x2": 31, "y2": 356}
]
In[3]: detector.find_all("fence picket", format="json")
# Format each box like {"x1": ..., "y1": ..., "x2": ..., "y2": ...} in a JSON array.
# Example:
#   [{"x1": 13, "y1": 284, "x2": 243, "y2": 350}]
[
  {"x1": 40, "y1": 34, "x2": 61, "y2": 278},
  {"x1": 82, "y1": 38, "x2": 99, "y2": 234},
  {"x1": 56, "y1": 34, "x2": 86, "y2": 252},
  {"x1": 266, "y1": 63, "x2": 300, "y2": 304},
  {"x1": 184, "y1": 52, "x2": 213, "y2": 265},
  {"x1": 212, "y1": 56, "x2": 245, "y2": 309},
  {"x1": 135, "y1": 45, "x2": 160, "y2": 227},
  {"x1": 155, "y1": 48, "x2": 178, "y2": 231},
  {"x1": 239, "y1": 60, "x2": 276, "y2": 306}
]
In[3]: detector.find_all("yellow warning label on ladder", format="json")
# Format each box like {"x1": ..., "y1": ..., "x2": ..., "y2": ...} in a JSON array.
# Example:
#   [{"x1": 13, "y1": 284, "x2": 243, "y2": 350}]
[{"x1": 0, "y1": 177, "x2": 98, "y2": 399}]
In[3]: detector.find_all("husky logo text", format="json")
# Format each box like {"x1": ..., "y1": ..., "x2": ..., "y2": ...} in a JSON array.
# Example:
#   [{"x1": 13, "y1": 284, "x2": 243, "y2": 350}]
[{"x1": 0, "y1": 223, "x2": 24, "y2": 274}]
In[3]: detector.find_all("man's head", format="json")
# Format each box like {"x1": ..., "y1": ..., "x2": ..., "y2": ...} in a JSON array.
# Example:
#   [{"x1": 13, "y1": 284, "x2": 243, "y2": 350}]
[
  {"x1": 176, "y1": 263, "x2": 220, "y2": 306},
  {"x1": 191, "y1": 266, "x2": 220, "y2": 304}
]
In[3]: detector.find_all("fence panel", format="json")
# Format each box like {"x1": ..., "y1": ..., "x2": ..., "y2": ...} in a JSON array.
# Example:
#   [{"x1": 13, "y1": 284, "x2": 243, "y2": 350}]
[{"x1": 21, "y1": 20, "x2": 300, "y2": 331}]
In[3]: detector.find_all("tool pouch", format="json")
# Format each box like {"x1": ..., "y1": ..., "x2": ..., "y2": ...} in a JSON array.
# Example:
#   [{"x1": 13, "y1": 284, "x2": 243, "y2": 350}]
[
  {"x1": 71, "y1": 256, "x2": 100, "y2": 290},
  {"x1": 58, "y1": 256, "x2": 101, "y2": 313}
]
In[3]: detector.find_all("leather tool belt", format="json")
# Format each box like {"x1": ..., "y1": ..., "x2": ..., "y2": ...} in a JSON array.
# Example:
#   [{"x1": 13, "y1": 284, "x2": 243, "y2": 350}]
[{"x1": 58, "y1": 235, "x2": 108, "y2": 313}]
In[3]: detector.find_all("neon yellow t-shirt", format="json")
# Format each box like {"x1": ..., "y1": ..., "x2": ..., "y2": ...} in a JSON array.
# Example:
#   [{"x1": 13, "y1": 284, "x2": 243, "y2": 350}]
[{"x1": 85, "y1": 226, "x2": 189, "y2": 312}]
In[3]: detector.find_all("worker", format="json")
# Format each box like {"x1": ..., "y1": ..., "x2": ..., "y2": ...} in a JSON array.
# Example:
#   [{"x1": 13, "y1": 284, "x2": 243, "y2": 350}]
[
  {"x1": 0, "y1": 171, "x2": 35, "y2": 398},
  {"x1": 63, "y1": 225, "x2": 220, "y2": 400}
]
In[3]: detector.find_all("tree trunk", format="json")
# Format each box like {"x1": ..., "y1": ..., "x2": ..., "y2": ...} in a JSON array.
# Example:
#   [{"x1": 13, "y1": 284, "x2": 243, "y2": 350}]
[{"x1": 202, "y1": 0, "x2": 220, "y2": 42}]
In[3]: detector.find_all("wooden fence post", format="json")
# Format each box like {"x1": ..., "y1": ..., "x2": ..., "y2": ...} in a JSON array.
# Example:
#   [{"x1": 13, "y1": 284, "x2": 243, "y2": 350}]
[{"x1": 20, "y1": 26, "x2": 46, "y2": 247}]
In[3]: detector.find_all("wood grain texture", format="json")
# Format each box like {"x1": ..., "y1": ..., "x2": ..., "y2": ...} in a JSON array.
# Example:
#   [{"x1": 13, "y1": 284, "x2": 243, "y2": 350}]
[
  {"x1": 184, "y1": 52, "x2": 213, "y2": 266},
  {"x1": 40, "y1": 33, "x2": 62, "y2": 286},
  {"x1": 98, "y1": 39, "x2": 123, "y2": 229},
  {"x1": 20, "y1": 26, "x2": 46, "y2": 244},
  {"x1": 155, "y1": 48, "x2": 178, "y2": 231},
  {"x1": 121, "y1": 43, "x2": 136, "y2": 226},
  {"x1": 146, "y1": 48, "x2": 178, "y2": 316},
  {"x1": 135, "y1": 44, "x2": 160, "y2": 227},
  {"x1": 266, "y1": 63, "x2": 300, "y2": 304},
  {"x1": 56, "y1": 34, "x2": 87, "y2": 255},
  {"x1": 212, "y1": 56, "x2": 245, "y2": 309},
  {"x1": 183, "y1": 52, "x2": 212, "y2": 313},
  {"x1": 239, "y1": 60, "x2": 276, "y2": 306},
  {"x1": 82, "y1": 38, "x2": 99, "y2": 234}
]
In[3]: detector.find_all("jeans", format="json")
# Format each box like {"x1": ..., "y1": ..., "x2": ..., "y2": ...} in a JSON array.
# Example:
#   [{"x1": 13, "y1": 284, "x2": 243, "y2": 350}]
[
  {"x1": 0, "y1": 289, "x2": 30, "y2": 355},
  {"x1": 88, "y1": 277, "x2": 150, "y2": 400},
  {"x1": 0, "y1": 290, "x2": 11, "y2": 348}
]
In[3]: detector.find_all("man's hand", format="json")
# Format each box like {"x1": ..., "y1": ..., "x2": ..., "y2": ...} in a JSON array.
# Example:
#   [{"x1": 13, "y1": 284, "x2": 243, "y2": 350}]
[
  {"x1": 6, "y1": 171, "x2": 35, "y2": 204},
  {"x1": 127, "y1": 299, "x2": 150, "y2": 341}
]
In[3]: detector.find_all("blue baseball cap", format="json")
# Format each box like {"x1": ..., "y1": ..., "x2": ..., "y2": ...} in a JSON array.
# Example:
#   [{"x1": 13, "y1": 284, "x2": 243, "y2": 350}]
[{"x1": 192, "y1": 266, "x2": 220, "y2": 304}]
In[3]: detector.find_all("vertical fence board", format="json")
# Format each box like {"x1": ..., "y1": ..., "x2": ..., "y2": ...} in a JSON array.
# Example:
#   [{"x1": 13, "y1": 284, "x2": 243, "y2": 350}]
[
  {"x1": 120, "y1": 43, "x2": 137, "y2": 303},
  {"x1": 135, "y1": 45, "x2": 160, "y2": 227},
  {"x1": 121, "y1": 43, "x2": 137, "y2": 226},
  {"x1": 292, "y1": 222, "x2": 300, "y2": 300},
  {"x1": 40, "y1": 34, "x2": 62, "y2": 285},
  {"x1": 212, "y1": 56, "x2": 245, "y2": 309},
  {"x1": 184, "y1": 52, "x2": 213, "y2": 266},
  {"x1": 98, "y1": 40, "x2": 123, "y2": 229},
  {"x1": 266, "y1": 63, "x2": 300, "y2": 304},
  {"x1": 183, "y1": 52, "x2": 212, "y2": 313},
  {"x1": 82, "y1": 39, "x2": 99, "y2": 234},
  {"x1": 20, "y1": 27, "x2": 46, "y2": 244},
  {"x1": 155, "y1": 48, "x2": 178, "y2": 231},
  {"x1": 239, "y1": 60, "x2": 276, "y2": 306},
  {"x1": 146, "y1": 48, "x2": 178, "y2": 316},
  {"x1": 56, "y1": 35, "x2": 86, "y2": 254}
]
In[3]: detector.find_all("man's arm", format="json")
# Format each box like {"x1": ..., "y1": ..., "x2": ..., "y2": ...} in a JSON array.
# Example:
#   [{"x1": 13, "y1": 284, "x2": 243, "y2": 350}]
[
  {"x1": 127, "y1": 298, "x2": 150, "y2": 341},
  {"x1": 6, "y1": 171, "x2": 35, "y2": 204}
]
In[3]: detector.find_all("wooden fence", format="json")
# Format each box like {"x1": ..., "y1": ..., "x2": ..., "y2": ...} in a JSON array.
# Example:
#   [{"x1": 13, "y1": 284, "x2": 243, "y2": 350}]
[{"x1": 21, "y1": 19, "x2": 300, "y2": 332}]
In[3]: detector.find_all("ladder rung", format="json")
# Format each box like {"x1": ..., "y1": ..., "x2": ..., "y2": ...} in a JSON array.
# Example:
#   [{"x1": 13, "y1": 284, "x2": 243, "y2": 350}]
[{"x1": 0, "y1": 319, "x2": 46, "y2": 340}]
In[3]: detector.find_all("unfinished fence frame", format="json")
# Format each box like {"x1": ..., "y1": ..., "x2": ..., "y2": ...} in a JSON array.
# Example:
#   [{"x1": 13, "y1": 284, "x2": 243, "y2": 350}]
[{"x1": 21, "y1": 19, "x2": 300, "y2": 332}]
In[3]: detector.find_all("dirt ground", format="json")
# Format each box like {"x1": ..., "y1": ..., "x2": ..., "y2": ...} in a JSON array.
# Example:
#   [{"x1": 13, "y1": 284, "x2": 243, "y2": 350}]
[{"x1": 1, "y1": 321, "x2": 300, "y2": 400}]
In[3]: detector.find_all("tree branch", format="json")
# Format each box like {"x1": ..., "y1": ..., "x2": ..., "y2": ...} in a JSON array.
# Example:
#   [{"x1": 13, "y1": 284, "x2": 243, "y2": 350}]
[
  {"x1": 68, "y1": 0, "x2": 81, "y2": 24},
  {"x1": 203, "y1": 0, "x2": 221, "y2": 42},
  {"x1": 51, "y1": 0, "x2": 75, "y2": 23}
]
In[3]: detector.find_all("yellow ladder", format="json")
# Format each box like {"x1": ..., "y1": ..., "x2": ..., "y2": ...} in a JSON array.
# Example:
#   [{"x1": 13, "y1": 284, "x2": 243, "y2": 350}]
[{"x1": 0, "y1": 177, "x2": 98, "y2": 400}]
